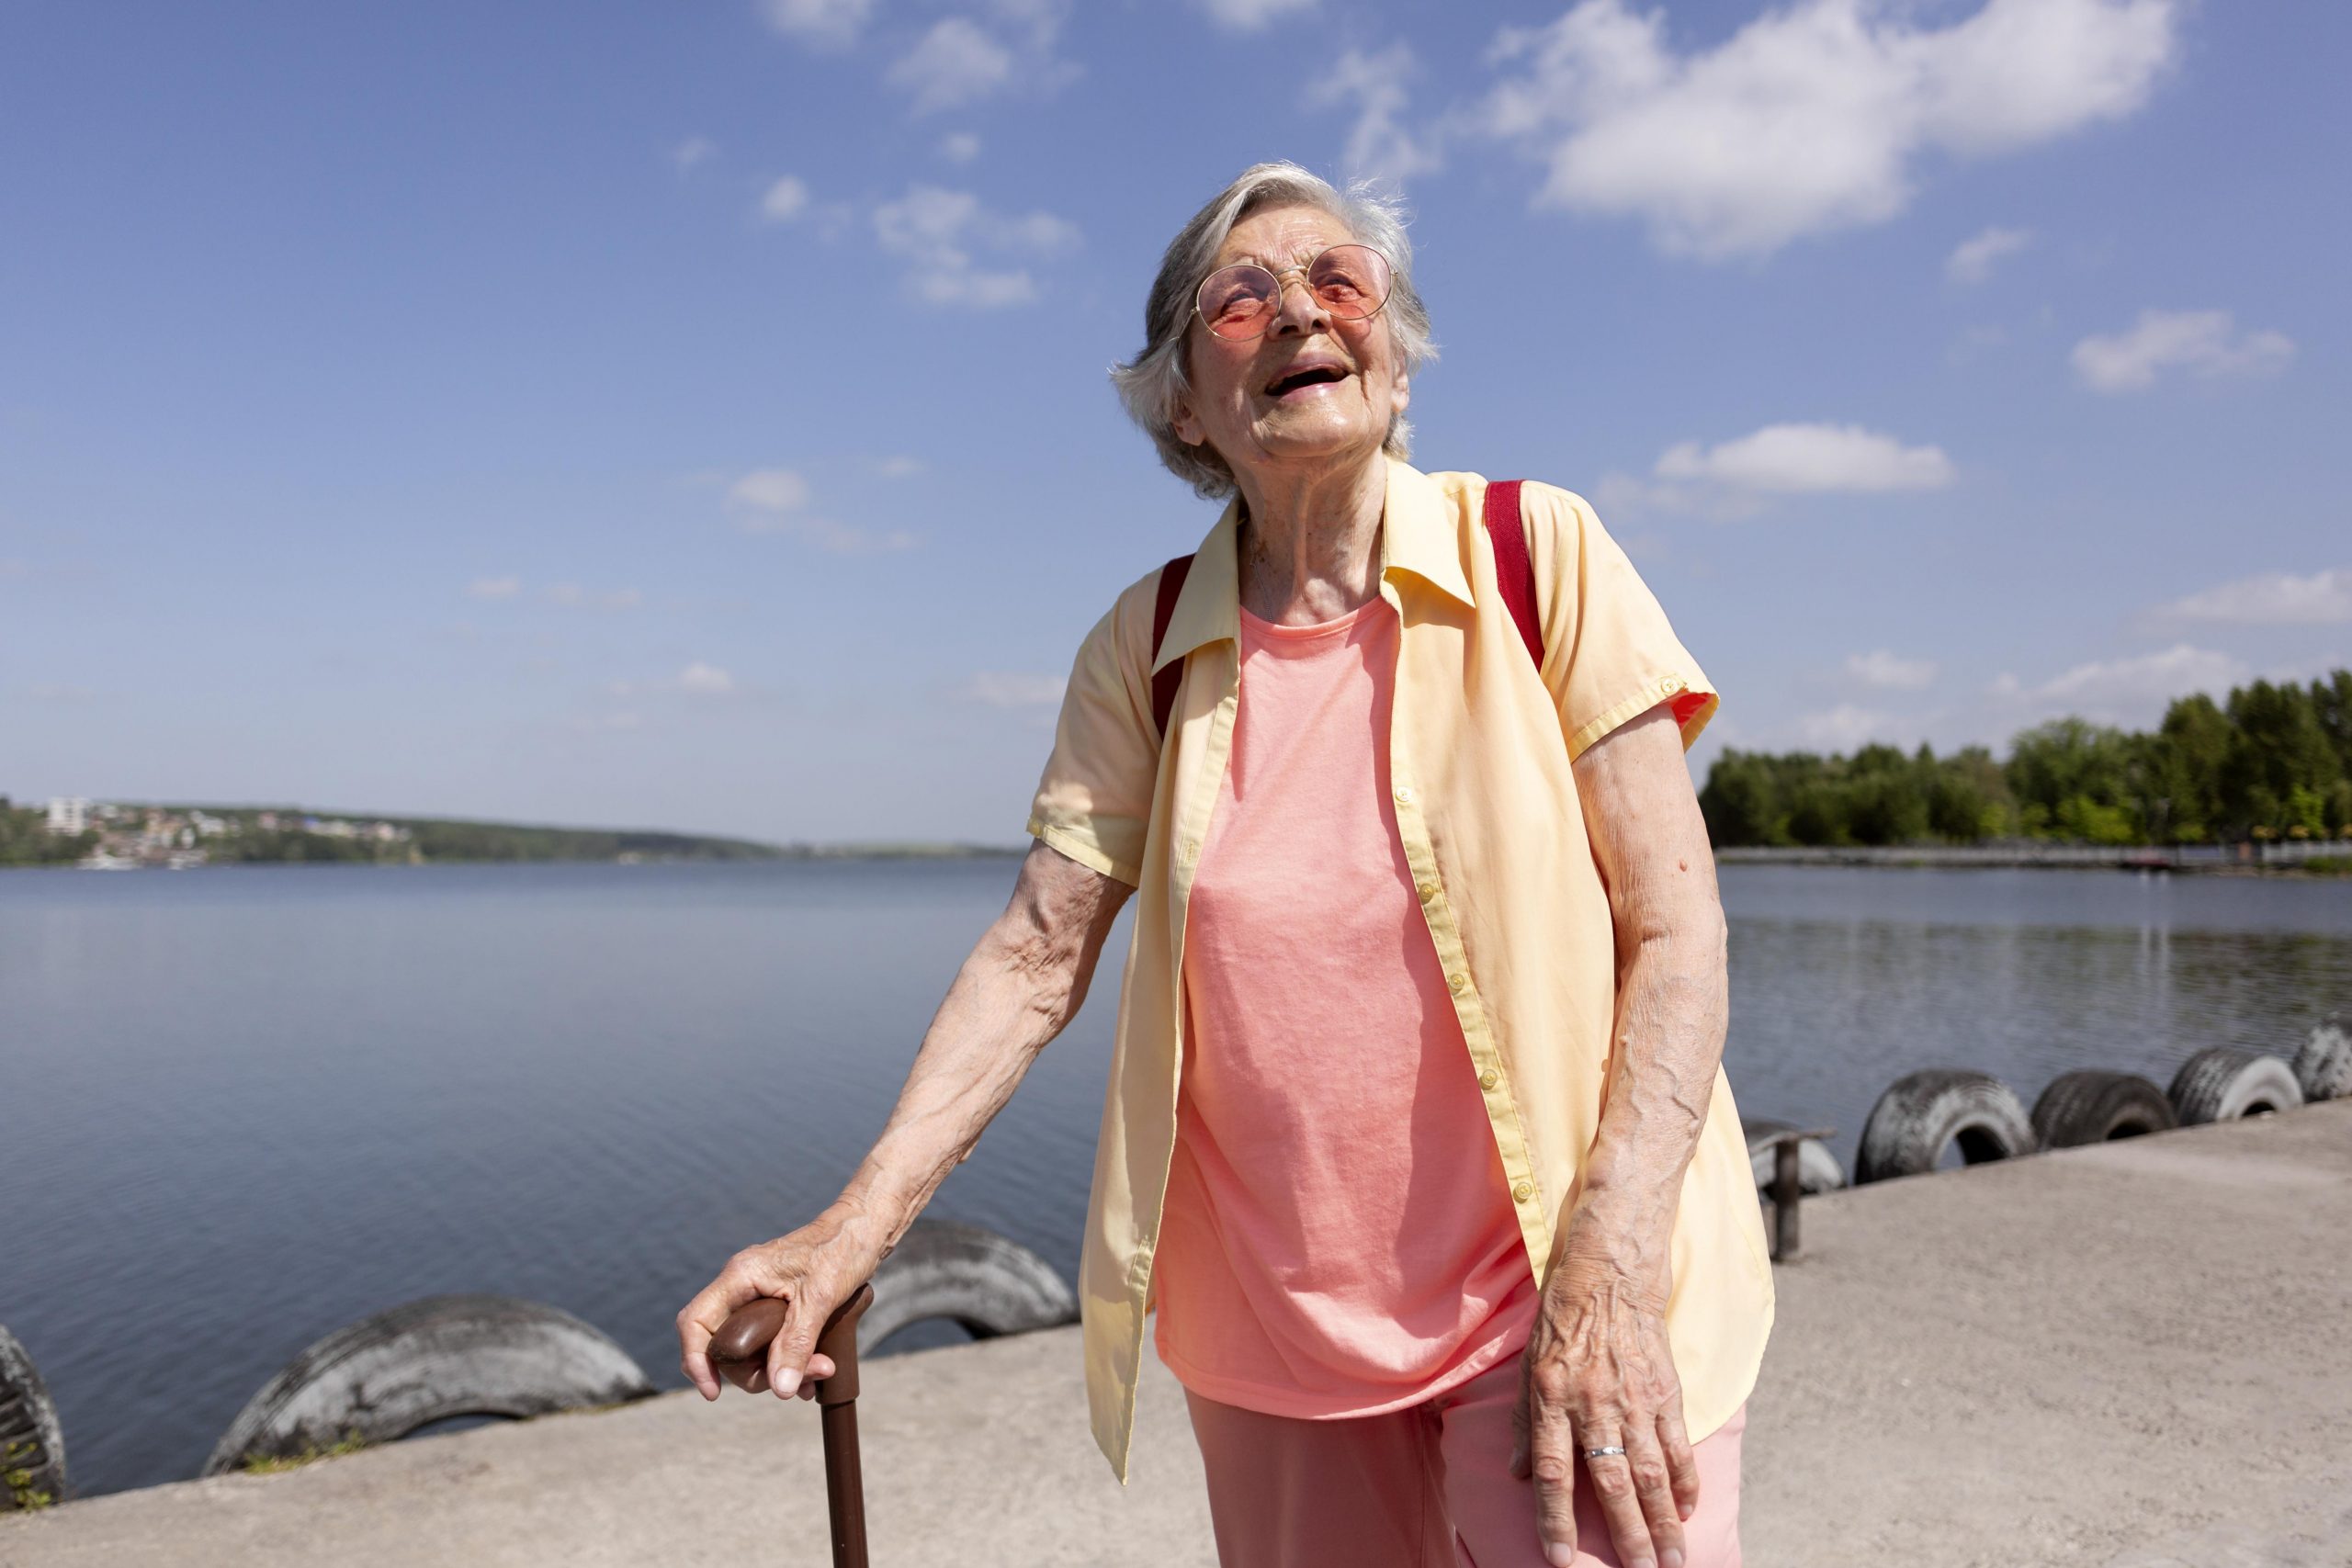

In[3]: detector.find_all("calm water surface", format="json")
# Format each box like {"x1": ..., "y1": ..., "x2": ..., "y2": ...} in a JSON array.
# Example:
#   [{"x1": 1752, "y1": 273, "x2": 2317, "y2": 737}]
[{"x1": 2, "y1": 859, "x2": 2346, "y2": 1497}]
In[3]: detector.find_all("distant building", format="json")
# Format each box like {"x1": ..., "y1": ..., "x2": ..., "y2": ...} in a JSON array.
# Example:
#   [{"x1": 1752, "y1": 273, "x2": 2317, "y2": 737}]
[{"x1": 45, "y1": 797, "x2": 91, "y2": 836}]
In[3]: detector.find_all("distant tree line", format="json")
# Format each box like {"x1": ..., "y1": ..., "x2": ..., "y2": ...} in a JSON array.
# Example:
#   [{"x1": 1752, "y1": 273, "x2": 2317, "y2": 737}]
[
  {"x1": 390, "y1": 818, "x2": 782, "y2": 863},
  {"x1": 193, "y1": 814, "x2": 786, "y2": 864},
  {"x1": 0, "y1": 800, "x2": 786, "y2": 868},
  {"x1": 1699, "y1": 670, "x2": 2352, "y2": 848},
  {"x1": 0, "y1": 798, "x2": 91, "y2": 865}
]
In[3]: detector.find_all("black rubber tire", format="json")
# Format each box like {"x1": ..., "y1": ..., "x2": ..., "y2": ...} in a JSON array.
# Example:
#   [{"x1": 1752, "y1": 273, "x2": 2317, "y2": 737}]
[
  {"x1": 203, "y1": 1294, "x2": 654, "y2": 1477},
  {"x1": 0, "y1": 1325, "x2": 70, "y2": 1510},
  {"x1": 1855, "y1": 1069, "x2": 2037, "y2": 1184},
  {"x1": 864, "y1": 1219, "x2": 1077, "y2": 1349},
  {"x1": 2031, "y1": 1070, "x2": 2178, "y2": 1148},
  {"x1": 1741, "y1": 1118, "x2": 1846, "y2": 1195},
  {"x1": 2167, "y1": 1047, "x2": 2304, "y2": 1124},
  {"x1": 2293, "y1": 1013, "x2": 2351, "y2": 1102}
]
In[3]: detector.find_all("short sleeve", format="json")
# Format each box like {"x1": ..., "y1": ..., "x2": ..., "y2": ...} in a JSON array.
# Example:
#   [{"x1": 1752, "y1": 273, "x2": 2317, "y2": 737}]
[
  {"x1": 1523, "y1": 482, "x2": 1720, "y2": 760},
  {"x1": 1023, "y1": 576, "x2": 1161, "y2": 887}
]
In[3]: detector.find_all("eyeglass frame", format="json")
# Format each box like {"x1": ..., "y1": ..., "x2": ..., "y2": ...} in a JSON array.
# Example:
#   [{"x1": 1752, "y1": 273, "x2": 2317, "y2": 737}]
[{"x1": 1190, "y1": 243, "x2": 1396, "y2": 343}]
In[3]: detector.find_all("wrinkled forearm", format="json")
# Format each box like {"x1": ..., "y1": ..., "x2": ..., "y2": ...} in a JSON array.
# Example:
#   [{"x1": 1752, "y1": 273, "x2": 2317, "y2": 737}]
[
  {"x1": 828, "y1": 852, "x2": 1122, "y2": 1262},
  {"x1": 1555, "y1": 867, "x2": 1729, "y2": 1303}
]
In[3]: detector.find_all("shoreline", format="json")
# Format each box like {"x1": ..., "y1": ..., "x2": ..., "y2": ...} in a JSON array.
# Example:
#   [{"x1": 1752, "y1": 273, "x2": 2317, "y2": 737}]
[
  {"x1": 0, "y1": 844, "x2": 1030, "y2": 873},
  {"x1": 1716, "y1": 842, "x2": 2351, "y2": 874},
  {"x1": 6, "y1": 846, "x2": 2344, "y2": 875}
]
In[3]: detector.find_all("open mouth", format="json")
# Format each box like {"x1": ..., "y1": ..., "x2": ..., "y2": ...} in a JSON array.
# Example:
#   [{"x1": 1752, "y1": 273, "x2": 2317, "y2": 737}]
[{"x1": 1264, "y1": 363, "x2": 1350, "y2": 397}]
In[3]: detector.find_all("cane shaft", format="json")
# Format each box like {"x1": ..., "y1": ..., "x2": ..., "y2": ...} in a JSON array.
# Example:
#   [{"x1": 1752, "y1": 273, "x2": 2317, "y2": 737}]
[{"x1": 820, "y1": 1400, "x2": 868, "y2": 1568}]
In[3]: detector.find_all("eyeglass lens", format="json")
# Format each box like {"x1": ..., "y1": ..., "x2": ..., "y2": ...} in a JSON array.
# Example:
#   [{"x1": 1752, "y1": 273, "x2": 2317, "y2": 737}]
[{"x1": 1197, "y1": 244, "x2": 1392, "y2": 340}]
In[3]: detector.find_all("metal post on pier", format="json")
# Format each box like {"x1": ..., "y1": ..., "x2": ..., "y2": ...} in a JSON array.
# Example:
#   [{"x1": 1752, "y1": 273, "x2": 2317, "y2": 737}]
[{"x1": 1765, "y1": 1128, "x2": 1837, "y2": 1261}]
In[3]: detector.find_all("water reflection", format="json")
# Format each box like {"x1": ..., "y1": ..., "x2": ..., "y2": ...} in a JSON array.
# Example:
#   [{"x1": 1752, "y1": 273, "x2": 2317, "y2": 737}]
[
  {"x1": 1722, "y1": 867, "x2": 2350, "y2": 1169},
  {"x1": 1, "y1": 859, "x2": 2343, "y2": 1498}
]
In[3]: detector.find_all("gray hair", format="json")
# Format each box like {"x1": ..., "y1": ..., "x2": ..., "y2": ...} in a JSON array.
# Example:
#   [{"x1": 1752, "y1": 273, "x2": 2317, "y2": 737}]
[{"x1": 1110, "y1": 162, "x2": 1438, "y2": 500}]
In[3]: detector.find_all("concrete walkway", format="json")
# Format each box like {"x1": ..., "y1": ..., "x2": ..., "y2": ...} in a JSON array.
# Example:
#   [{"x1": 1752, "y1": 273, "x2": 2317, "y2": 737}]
[{"x1": 6, "y1": 1101, "x2": 2347, "y2": 1567}]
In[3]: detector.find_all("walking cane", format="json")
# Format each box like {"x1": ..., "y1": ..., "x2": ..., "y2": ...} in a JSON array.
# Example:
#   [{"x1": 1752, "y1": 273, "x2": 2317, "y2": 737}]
[{"x1": 710, "y1": 1281, "x2": 876, "y2": 1568}]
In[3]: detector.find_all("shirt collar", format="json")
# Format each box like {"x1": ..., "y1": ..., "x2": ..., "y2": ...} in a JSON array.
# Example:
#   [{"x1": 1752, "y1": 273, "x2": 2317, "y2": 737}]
[{"x1": 1150, "y1": 456, "x2": 1477, "y2": 674}]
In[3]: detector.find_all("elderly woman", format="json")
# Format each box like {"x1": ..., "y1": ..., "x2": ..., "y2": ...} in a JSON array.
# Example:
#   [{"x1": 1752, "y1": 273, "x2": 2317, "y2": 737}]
[{"x1": 679, "y1": 162, "x2": 1774, "y2": 1568}]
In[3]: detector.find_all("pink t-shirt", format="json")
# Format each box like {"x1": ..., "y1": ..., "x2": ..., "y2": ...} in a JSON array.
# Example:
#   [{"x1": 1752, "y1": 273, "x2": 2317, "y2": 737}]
[{"x1": 1150, "y1": 594, "x2": 1540, "y2": 1417}]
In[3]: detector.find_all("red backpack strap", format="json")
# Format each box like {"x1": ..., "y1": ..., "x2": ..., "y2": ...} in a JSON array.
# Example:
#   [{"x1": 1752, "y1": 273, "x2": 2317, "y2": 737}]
[
  {"x1": 1481, "y1": 479, "x2": 1543, "y2": 666},
  {"x1": 1149, "y1": 553, "x2": 1194, "y2": 740}
]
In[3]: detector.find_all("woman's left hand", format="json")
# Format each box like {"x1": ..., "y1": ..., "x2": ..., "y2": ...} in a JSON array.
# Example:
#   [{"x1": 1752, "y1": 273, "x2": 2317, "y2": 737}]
[{"x1": 1509, "y1": 1249, "x2": 1699, "y2": 1568}]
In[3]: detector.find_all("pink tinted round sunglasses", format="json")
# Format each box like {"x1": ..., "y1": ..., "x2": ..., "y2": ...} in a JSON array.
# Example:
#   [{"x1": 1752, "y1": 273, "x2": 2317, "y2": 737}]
[{"x1": 1193, "y1": 243, "x2": 1394, "y2": 341}]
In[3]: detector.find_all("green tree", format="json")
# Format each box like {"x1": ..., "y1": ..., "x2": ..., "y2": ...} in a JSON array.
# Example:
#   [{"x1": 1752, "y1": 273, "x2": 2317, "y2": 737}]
[
  {"x1": 2005, "y1": 718, "x2": 2134, "y2": 838},
  {"x1": 2146, "y1": 694, "x2": 2231, "y2": 843},
  {"x1": 1922, "y1": 744, "x2": 2009, "y2": 842},
  {"x1": 2312, "y1": 671, "x2": 2352, "y2": 784},
  {"x1": 1695, "y1": 750, "x2": 1787, "y2": 847},
  {"x1": 2222, "y1": 680, "x2": 2341, "y2": 837}
]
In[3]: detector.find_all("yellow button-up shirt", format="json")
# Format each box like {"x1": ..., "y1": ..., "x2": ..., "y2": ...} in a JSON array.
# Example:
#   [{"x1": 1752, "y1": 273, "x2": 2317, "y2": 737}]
[{"x1": 1026, "y1": 456, "x2": 1775, "y2": 1484}]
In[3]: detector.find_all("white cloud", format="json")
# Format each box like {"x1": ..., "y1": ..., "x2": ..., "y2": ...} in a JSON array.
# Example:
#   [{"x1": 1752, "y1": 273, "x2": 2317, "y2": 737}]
[
  {"x1": 1946, "y1": 224, "x2": 2031, "y2": 284},
  {"x1": 889, "y1": 18, "x2": 1013, "y2": 114},
  {"x1": 872, "y1": 184, "x2": 1080, "y2": 308},
  {"x1": 728, "y1": 468, "x2": 814, "y2": 515},
  {"x1": 467, "y1": 576, "x2": 522, "y2": 600},
  {"x1": 758, "y1": 175, "x2": 811, "y2": 223},
  {"x1": 1947, "y1": 322, "x2": 2009, "y2": 365},
  {"x1": 760, "y1": 0, "x2": 876, "y2": 47},
  {"x1": 544, "y1": 582, "x2": 641, "y2": 611},
  {"x1": 2153, "y1": 569, "x2": 2352, "y2": 626},
  {"x1": 1656, "y1": 423, "x2": 1956, "y2": 494},
  {"x1": 673, "y1": 137, "x2": 718, "y2": 174},
  {"x1": 1798, "y1": 704, "x2": 1898, "y2": 750},
  {"x1": 572, "y1": 710, "x2": 644, "y2": 733},
  {"x1": 987, "y1": 0, "x2": 1072, "y2": 52},
  {"x1": 1847, "y1": 649, "x2": 1939, "y2": 690},
  {"x1": 609, "y1": 663, "x2": 737, "y2": 701},
  {"x1": 1474, "y1": 0, "x2": 2177, "y2": 260},
  {"x1": 1992, "y1": 643, "x2": 2249, "y2": 726},
  {"x1": 724, "y1": 466, "x2": 917, "y2": 553},
  {"x1": 1200, "y1": 0, "x2": 1317, "y2": 30},
  {"x1": 1310, "y1": 43, "x2": 1441, "y2": 185},
  {"x1": 2072, "y1": 309, "x2": 2296, "y2": 392},
  {"x1": 883, "y1": 2, "x2": 1077, "y2": 116},
  {"x1": 788, "y1": 518, "x2": 919, "y2": 554},
  {"x1": 938, "y1": 131, "x2": 982, "y2": 164},
  {"x1": 875, "y1": 455, "x2": 926, "y2": 478},
  {"x1": 966, "y1": 671, "x2": 1067, "y2": 705}
]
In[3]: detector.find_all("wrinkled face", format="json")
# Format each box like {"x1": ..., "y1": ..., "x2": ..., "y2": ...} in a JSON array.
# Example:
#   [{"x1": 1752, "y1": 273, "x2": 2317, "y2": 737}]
[{"x1": 1170, "y1": 203, "x2": 1409, "y2": 488}]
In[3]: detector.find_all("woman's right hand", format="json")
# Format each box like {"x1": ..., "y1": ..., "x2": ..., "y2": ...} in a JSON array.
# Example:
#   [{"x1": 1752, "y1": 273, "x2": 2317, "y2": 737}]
[{"x1": 676, "y1": 1202, "x2": 887, "y2": 1402}]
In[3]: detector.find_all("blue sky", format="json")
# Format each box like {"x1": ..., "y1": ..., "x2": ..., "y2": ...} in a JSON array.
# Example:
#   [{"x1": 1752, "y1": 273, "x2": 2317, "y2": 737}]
[{"x1": 4, "y1": 0, "x2": 2346, "y2": 844}]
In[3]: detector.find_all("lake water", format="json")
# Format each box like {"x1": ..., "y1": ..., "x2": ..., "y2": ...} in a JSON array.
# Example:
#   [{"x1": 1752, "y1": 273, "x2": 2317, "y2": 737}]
[{"x1": 3, "y1": 859, "x2": 2346, "y2": 1499}]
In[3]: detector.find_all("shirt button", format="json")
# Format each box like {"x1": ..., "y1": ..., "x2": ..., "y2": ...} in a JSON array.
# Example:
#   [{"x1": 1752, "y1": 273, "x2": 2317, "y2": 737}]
[
  {"x1": 1511, "y1": 1179, "x2": 1536, "y2": 1203},
  {"x1": 1393, "y1": 785, "x2": 1414, "y2": 806},
  {"x1": 1182, "y1": 838, "x2": 1200, "y2": 862},
  {"x1": 1447, "y1": 971, "x2": 1469, "y2": 994},
  {"x1": 1416, "y1": 880, "x2": 1439, "y2": 902},
  {"x1": 1477, "y1": 1068, "x2": 1498, "y2": 1090}
]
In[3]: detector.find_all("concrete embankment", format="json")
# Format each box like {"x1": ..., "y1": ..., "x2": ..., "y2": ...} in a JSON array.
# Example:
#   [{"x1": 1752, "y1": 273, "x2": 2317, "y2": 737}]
[{"x1": 6, "y1": 1102, "x2": 2347, "y2": 1567}]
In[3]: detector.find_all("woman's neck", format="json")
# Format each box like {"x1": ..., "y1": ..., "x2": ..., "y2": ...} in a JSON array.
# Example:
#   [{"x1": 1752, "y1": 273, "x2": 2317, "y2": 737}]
[{"x1": 1231, "y1": 454, "x2": 1388, "y2": 626}]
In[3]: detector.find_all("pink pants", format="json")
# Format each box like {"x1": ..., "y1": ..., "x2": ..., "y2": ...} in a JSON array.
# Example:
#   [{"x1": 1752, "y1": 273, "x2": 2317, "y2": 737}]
[{"x1": 1182, "y1": 1357, "x2": 1745, "y2": 1568}]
